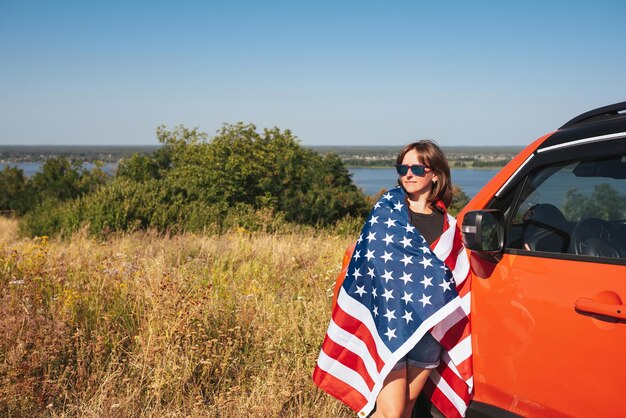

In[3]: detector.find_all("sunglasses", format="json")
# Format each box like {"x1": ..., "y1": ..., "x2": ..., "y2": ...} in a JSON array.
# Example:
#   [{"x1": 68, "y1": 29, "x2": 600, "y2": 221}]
[{"x1": 395, "y1": 164, "x2": 431, "y2": 177}]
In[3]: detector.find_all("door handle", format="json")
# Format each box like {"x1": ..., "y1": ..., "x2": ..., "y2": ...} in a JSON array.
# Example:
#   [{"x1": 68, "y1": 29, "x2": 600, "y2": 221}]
[{"x1": 575, "y1": 298, "x2": 626, "y2": 321}]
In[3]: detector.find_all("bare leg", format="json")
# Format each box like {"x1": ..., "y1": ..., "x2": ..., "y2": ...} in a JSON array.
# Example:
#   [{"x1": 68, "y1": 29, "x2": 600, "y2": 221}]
[
  {"x1": 403, "y1": 367, "x2": 432, "y2": 418},
  {"x1": 371, "y1": 367, "x2": 408, "y2": 418},
  {"x1": 372, "y1": 365, "x2": 433, "y2": 418}
]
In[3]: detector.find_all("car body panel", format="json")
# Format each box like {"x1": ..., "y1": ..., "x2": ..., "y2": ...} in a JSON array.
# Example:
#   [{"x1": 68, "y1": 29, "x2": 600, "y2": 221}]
[
  {"x1": 458, "y1": 112, "x2": 626, "y2": 417},
  {"x1": 467, "y1": 252, "x2": 626, "y2": 417}
]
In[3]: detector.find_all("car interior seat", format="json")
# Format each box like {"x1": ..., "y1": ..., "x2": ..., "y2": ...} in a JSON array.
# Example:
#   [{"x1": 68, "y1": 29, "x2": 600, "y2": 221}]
[{"x1": 522, "y1": 203, "x2": 571, "y2": 253}]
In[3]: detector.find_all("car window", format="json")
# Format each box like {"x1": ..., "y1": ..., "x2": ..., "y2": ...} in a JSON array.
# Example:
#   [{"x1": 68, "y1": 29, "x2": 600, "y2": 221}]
[{"x1": 506, "y1": 155, "x2": 626, "y2": 260}]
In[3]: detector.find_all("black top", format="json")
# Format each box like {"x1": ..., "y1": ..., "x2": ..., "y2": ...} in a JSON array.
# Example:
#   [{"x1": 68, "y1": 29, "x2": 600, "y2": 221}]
[{"x1": 409, "y1": 209, "x2": 444, "y2": 246}]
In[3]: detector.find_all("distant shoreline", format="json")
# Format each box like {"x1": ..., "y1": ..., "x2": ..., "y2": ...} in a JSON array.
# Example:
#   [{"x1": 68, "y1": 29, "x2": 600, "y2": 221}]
[{"x1": 1, "y1": 145, "x2": 520, "y2": 168}]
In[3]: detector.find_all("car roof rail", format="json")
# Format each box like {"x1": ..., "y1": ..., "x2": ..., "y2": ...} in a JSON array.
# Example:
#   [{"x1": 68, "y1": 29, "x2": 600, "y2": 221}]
[{"x1": 560, "y1": 101, "x2": 626, "y2": 129}]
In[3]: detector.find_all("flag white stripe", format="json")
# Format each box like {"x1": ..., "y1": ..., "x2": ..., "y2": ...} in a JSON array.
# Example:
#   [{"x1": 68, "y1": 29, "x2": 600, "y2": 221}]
[
  {"x1": 317, "y1": 350, "x2": 372, "y2": 399},
  {"x1": 452, "y1": 250, "x2": 470, "y2": 285},
  {"x1": 326, "y1": 319, "x2": 381, "y2": 383},
  {"x1": 433, "y1": 215, "x2": 456, "y2": 260},
  {"x1": 447, "y1": 334, "x2": 472, "y2": 366}
]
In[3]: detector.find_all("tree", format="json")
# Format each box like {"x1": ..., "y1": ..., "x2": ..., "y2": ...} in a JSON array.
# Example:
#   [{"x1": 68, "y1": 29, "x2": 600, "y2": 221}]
[
  {"x1": 30, "y1": 157, "x2": 109, "y2": 204},
  {"x1": 192, "y1": 123, "x2": 370, "y2": 224},
  {"x1": 449, "y1": 185, "x2": 470, "y2": 216},
  {"x1": 0, "y1": 166, "x2": 35, "y2": 215},
  {"x1": 150, "y1": 123, "x2": 370, "y2": 225},
  {"x1": 116, "y1": 153, "x2": 170, "y2": 182},
  {"x1": 30, "y1": 158, "x2": 82, "y2": 202},
  {"x1": 563, "y1": 184, "x2": 626, "y2": 221}
]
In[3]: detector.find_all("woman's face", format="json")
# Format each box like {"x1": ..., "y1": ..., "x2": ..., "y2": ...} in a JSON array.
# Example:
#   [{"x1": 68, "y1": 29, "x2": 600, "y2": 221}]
[{"x1": 399, "y1": 149, "x2": 438, "y2": 199}]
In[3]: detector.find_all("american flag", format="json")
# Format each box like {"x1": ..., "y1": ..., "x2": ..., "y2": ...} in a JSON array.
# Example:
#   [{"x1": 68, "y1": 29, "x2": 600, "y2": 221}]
[{"x1": 313, "y1": 186, "x2": 472, "y2": 417}]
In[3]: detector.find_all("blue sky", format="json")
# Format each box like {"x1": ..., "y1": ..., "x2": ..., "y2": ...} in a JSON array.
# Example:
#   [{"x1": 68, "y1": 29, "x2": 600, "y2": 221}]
[{"x1": 1, "y1": 1, "x2": 625, "y2": 146}]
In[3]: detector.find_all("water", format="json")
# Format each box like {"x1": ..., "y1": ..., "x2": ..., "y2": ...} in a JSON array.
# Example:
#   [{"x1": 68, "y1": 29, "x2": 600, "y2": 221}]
[
  {"x1": 2, "y1": 161, "x2": 117, "y2": 177},
  {"x1": 2, "y1": 162, "x2": 43, "y2": 176},
  {"x1": 349, "y1": 167, "x2": 499, "y2": 198},
  {"x1": 2, "y1": 162, "x2": 498, "y2": 199}
]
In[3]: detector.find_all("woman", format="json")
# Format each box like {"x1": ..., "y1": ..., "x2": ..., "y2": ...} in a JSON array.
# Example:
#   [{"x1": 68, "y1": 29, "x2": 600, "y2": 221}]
[{"x1": 372, "y1": 139, "x2": 453, "y2": 418}]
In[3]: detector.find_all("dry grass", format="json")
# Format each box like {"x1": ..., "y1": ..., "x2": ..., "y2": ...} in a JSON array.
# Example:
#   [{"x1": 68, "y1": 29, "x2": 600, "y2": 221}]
[
  {"x1": 0, "y1": 217, "x2": 19, "y2": 245},
  {"x1": 0, "y1": 218, "x2": 354, "y2": 417}
]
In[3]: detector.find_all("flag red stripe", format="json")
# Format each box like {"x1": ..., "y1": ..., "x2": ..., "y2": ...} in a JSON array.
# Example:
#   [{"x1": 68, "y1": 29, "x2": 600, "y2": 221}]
[
  {"x1": 437, "y1": 362, "x2": 472, "y2": 403},
  {"x1": 320, "y1": 334, "x2": 376, "y2": 390},
  {"x1": 439, "y1": 314, "x2": 471, "y2": 352},
  {"x1": 331, "y1": 303, "x2": 386, "y2": 372},
  {"x1": 444, "y1": 229, "x2": 465, "y2": 272},
  {"x1": 431, "y1": 213, "x2": 473, "y2": 417},
  {"x1": 424, "y1": 381, "x2": 464, "y2": 418},
  {"x1": 313, "y1": 365, "x2": 369, "y2": 411}
]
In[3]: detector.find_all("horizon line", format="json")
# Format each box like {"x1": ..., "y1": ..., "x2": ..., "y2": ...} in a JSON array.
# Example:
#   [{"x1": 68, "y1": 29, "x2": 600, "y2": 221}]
[{"x1": 0, "y1": 143, "x2": 526, "y2": 148}]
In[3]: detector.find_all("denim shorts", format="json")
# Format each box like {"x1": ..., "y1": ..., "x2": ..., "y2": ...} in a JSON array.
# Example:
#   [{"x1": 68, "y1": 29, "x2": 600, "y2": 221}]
[{"x1": 392, "y1": 332, "x2": 442, "y2": 370}]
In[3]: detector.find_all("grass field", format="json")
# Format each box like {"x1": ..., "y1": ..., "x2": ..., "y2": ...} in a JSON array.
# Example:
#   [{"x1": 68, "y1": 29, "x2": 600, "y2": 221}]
[{"x1": 0, "y1": 217, "x2": 355, "y2": 417}]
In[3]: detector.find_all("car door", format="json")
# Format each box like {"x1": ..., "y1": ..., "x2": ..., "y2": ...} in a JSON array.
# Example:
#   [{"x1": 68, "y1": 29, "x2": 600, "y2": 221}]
[{"x1": 469, "y1": 154, "x2": 626, "y2": 417}]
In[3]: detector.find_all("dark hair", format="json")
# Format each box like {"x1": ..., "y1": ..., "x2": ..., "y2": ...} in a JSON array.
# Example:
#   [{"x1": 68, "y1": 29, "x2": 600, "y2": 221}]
[{"x1": 396, "y1": 139, "x2": 453, "y2": 208}]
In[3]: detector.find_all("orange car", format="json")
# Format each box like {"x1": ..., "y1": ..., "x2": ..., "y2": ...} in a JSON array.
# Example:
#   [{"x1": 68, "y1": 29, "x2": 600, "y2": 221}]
[
  {"x1": 331, "y1": 102, "x2": 626, "y2": 417},
  {"x1": 459, "y1": 101, "x2": 626, "y2": 417}
]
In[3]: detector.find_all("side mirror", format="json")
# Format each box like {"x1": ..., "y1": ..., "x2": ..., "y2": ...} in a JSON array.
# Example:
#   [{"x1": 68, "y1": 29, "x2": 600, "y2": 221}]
[{"x1": 461, "y1": 209, "x2": 505, "y2": 259}]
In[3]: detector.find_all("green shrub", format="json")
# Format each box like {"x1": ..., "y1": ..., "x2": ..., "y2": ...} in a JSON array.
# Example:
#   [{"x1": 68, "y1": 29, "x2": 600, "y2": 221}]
[
  {"x1": 31, "y1": 157, "x2": 110, "y2": 202},
  {"x1": 1, "y1": 157, "x2": 110, "y2": 220},
  {"x1": 22, "y1": 124, "x2": 370, "y2": 236},
  {"x1": 0, "y1": 166, "x2": 35, "y2": 215}
]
